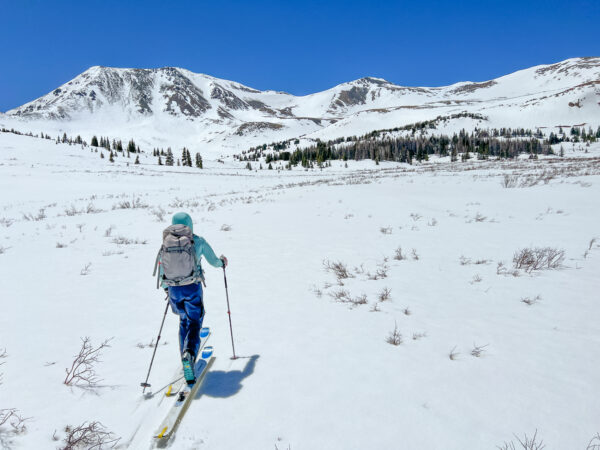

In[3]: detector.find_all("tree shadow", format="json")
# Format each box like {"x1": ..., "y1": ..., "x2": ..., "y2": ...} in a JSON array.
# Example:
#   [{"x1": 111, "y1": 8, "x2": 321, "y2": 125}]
[{"x1": 196, "y1": 355, "x2": 259, "y2": 399}]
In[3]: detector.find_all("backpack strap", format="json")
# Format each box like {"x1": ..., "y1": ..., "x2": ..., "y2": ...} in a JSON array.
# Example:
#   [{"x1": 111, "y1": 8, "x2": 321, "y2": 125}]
[{"x1": 153, "y1": 247, "x2": 164, "y2": 289}]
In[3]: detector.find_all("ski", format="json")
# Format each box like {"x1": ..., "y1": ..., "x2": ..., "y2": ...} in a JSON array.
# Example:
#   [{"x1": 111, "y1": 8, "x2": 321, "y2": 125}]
[
  {"x1": 164, "y1": 327, "x2": 211, "y2": 398},
  {"x1": 153, "y1": 345, "x2": 215, "y2": 447}
]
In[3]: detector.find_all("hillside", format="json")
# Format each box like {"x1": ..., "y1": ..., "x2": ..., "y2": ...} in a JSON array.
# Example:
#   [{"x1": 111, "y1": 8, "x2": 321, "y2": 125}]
[{"x1": 2, "y1": 57, "x2": 599, "y2": 157}]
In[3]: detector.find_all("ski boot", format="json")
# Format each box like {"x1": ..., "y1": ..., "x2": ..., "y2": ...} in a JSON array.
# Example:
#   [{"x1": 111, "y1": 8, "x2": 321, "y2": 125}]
[{"x1": 181, "y1": 351, "x2": 196, "y2": 385}]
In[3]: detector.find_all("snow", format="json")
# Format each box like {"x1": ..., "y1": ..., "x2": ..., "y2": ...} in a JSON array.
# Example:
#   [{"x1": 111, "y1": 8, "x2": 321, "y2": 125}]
[{"x1": 0, "y1": 131, "x2": 599, "y2": 449}]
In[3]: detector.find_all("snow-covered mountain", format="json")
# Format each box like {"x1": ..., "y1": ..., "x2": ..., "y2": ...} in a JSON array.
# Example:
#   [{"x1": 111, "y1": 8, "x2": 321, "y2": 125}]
[{"x1": 3, "y1": 57, "x2": 600, "y2": 155}]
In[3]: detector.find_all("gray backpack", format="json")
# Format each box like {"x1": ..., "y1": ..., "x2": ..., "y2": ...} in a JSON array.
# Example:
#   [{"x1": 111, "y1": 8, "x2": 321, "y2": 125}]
[{"x1": 153, "y1": 224, "x2": 200, "y2": 288}]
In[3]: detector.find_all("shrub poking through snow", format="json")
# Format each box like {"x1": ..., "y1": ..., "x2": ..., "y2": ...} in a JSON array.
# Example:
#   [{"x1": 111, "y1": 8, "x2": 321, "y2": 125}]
[
  {"x1": 0, "y1": 408, "x2": 29, "y2": 435},
  {"x1": 60, "y1": 421, "x2": 120, "y2": 450},
  {"x1": 587, "y1": 433, "x2": 600, "y2": 450},
  {"x1": 112, "y1": 197, "x2": 148, "y2": 210},
  {"x1": 380, "y1": 226, "x2": 393, "y2": 235},
  {"x1": 386, "y1": 322, "x2": 402, "y2": 345},
  {"x1": 497, "y1": 429, "x2": 545, "y2": 450},
  {"x1": 378, "y1": 287, "x2": 392, "y2": 302},
  {"x1": 323, "y1": 260, "x2": 353, "y2": 280},
  {"x1": 521, "y1": 295, "x2": 541, "y2": 306},
  {"x1": 80, "y1": 263, "x2": 92, "y2": 276},
  {"x1": 22, "y1": 208, "x2": 46, "y2": 221},
  {"x1": 394, "y1": 246, "x2": 405, "y2": 261},
  {"x1": 471, "y1": 343, "x2": 488, "y2": 357},
  {"x1": 448, "y1": 346, "x2": 459, "y2": 360},
  {"x1": 513, "y1": 247, "x2": 565, "y2": 272},
  {"x1": 64, "y1": 337, "x2": 112, "y2": 388}
]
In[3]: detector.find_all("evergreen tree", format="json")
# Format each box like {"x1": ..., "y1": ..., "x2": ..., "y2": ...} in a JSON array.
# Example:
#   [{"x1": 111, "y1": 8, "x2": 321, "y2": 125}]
[
  {"x1": 246, "y1": 162, "x2": 252, "y2": 170},
  {"x1": 165, "y1": 148, "x2": 174, "y2": 166},
  {"x1": 109, "y1": 151, "x2": 114, "y2": 163},
  {"x1": 135, "y1": 155, "x2": 140, "y2": 164},
  {"x1": 158, "y1": 155, "x2": 163, "y2": 165},
  {"x1": 127, "y1": 139, "x2": 136, "y2": 153},
  {"x1": 195, "y1": 152, "x2": 203, "y2": 168},
  {"x1": 268, "y1": 162, "x2": 273, "y2": 170},
  {"x1": 91, "y1": 136, "x2": 99, "y2": 147}
]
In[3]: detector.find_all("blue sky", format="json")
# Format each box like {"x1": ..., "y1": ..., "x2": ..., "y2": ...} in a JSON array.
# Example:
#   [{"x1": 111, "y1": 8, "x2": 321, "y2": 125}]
[{"x1": 0, "y1": 0, "x2": 598, "y2": 112}]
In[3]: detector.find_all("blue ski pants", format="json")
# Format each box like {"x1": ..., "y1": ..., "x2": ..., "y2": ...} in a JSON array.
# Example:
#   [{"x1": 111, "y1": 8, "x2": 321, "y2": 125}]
[{"x1": 167, "y1": 283, "x2": 205, "y2": 359}]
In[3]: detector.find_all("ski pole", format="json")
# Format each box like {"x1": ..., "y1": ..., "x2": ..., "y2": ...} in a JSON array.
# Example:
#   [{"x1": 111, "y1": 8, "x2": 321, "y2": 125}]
[
  {"x1": 222, "y1": 266, "x2": 237, "y2": 359},
  {"x1": 141, "y1": 295, "x2": 170, "y2": 393}
]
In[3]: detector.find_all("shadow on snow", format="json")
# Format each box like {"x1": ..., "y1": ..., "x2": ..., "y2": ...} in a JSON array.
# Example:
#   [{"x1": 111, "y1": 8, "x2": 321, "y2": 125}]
[{"x1": 196, "y1": 354, "x2": 259, "y2": 399}]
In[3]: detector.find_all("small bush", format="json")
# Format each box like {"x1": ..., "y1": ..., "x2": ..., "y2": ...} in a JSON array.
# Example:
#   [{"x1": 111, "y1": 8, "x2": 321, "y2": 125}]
[
  {"x1": 64, "y1": 337, "x2": 112, "y2": 387},
  {"x1": 85, "y1": 203, "x2": 104, "y2": 214},
  {"x1": 150, "y1": 207, "x2": 166, "y2": 222},
  {"x1": 378, "y1": 287, "x2": 392, "y2": 302},
  {"x1": 471, "y1": 343, "x2": 488, "y2": 357},
  {"x1": 112, "y1": 197, "x2": 148, "y2": 210},
  {"x1": 111, "y1": 236, "x2": 147, "y2": 245},
  {"x1": 64, "y1": 205, "x2": 82, "y2": 217},
  {"x1": 323, "y1": 260, "x2": 353, "y2": 280},
  {"x1": 513, "y1": 247, "x2": 565, "y2": 272},
  {"x1": 587, "y1": 433, "x2": 600, "y2": 450},
  {"x1": 386, "y1": 322, "x2": 402, "y2": 345},
  {"x1": 497, "y1": 430, "x2": 545, "y2": 450},
  {"x1": 380, "y1": 226, "x2": 393, "y2": 235},
  {"x1": 521, "y1": 295, "x2": 541, "y2": 306},
  {"x1": 80, "y1": 263, "x2": 92, "y2": 276},
  {"x1": 22, "y1": 208, "x2": 46, "y2": 221},
  {"x1": 60, "y1": 421, "x2": 120, "y2": 450},
  {"x1": 448, "y1": 346, "x2": 459, "y2": 360},
  {"x1": 412, "y1": 332, "x2": 427, "y2": 340},
  {"x1": 394, "y1": 247, "x2": 405, "y2": 261},
  {"x1": 0, "y1": 408, "x2": 29, "y2": 435}
]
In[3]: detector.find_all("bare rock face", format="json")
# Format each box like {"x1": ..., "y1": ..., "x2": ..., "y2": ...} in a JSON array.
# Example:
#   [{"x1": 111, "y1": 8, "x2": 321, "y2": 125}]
[
  {"x1": 210, "y1": 84, "x2": 248, "y2": 110},
  {"x1": 159, "y1": 67, "x2": 211, "y2": 117}
]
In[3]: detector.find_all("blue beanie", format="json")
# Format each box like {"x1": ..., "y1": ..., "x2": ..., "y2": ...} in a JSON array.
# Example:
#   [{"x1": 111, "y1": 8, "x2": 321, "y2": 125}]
[{"x1": 172, "y1": 212, "x2": 193, "y2": 233}]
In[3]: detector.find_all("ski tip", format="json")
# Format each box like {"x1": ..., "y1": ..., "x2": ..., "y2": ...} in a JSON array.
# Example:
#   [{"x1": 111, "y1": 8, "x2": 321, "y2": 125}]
[
  {"x1": 201, "y1": 346, "x2": 214, "y2": 359},
  {"x1": 200, "y1": 327, "x2": 210, "y2": 338},
  {"x1": 165, "y1": 385, "x2": 173, "y2": 396},
  {"x1": 157, "y1": 426, "x2": 168, "y2": 439}
]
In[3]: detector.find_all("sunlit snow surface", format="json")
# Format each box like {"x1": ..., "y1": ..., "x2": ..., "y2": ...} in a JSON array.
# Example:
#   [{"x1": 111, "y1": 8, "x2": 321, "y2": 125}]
[{"x1": 0, "y1": 132, "x2": 599, "y2": 449}]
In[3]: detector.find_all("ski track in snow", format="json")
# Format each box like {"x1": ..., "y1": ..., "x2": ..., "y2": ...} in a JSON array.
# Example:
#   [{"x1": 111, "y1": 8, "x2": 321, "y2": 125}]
[{"x1": 0, "y1": 132, "x2": 599, "y2": 449}]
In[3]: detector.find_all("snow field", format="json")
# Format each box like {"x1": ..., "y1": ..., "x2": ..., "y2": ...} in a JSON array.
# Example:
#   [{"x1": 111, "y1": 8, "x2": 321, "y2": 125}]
[{"x1": 0, "y1": 133, "x2": 599, "y2": 449}]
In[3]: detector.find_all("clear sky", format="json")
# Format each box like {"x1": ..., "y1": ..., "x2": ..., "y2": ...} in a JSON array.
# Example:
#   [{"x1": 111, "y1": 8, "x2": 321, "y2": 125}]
[{"x1": 0, "y1": 0, "x2": 598, "y2": 112}]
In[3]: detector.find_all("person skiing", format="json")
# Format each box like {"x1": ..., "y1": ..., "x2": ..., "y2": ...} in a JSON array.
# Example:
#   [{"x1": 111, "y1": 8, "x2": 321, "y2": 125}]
[{"x1": 153, "y1": 212, "x2": 227, "y2": 384}]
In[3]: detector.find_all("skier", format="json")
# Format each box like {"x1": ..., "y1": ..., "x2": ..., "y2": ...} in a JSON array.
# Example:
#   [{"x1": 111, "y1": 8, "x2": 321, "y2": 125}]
[{"x1": 154, "y1": 212, "x2": 227, "y2": 384}]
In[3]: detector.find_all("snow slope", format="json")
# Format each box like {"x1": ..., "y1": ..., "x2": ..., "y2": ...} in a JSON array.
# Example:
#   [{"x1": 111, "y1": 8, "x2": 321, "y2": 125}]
[
  {"x1": 3, "y1": 57, "x2": 599, "y2": 157},
  {"x1": 1, "y1": 131, "x2": 599, "y2": 449}
]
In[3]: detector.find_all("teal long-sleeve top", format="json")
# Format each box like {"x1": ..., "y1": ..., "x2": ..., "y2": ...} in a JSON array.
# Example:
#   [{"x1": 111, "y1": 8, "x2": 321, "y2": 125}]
[{"x1": 159, "y1": 234, "x2": 223, "y2": 287}]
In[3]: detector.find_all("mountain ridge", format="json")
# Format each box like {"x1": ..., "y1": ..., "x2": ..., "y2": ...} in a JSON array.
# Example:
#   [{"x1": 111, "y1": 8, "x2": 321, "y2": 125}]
[{"x1": 3, "y1": 57, "x2": 599, "y2": 156}]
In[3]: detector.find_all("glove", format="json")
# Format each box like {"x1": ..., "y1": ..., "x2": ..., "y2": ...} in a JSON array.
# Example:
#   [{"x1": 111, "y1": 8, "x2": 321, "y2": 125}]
[{"x1": 220, "y1": 255, "x2": 228, "y2": 268}]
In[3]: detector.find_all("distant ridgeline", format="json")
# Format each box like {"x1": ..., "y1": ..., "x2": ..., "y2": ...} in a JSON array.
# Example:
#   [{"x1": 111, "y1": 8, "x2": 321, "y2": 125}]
[{"x1": 235, "y1": 115, "x2": 600, "y2": 168}]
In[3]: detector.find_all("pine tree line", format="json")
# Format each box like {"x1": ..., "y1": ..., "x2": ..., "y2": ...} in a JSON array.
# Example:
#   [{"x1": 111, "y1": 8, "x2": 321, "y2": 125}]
[{"x1": 238, "y1": 124, "x2": 600, "y2": 166}]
